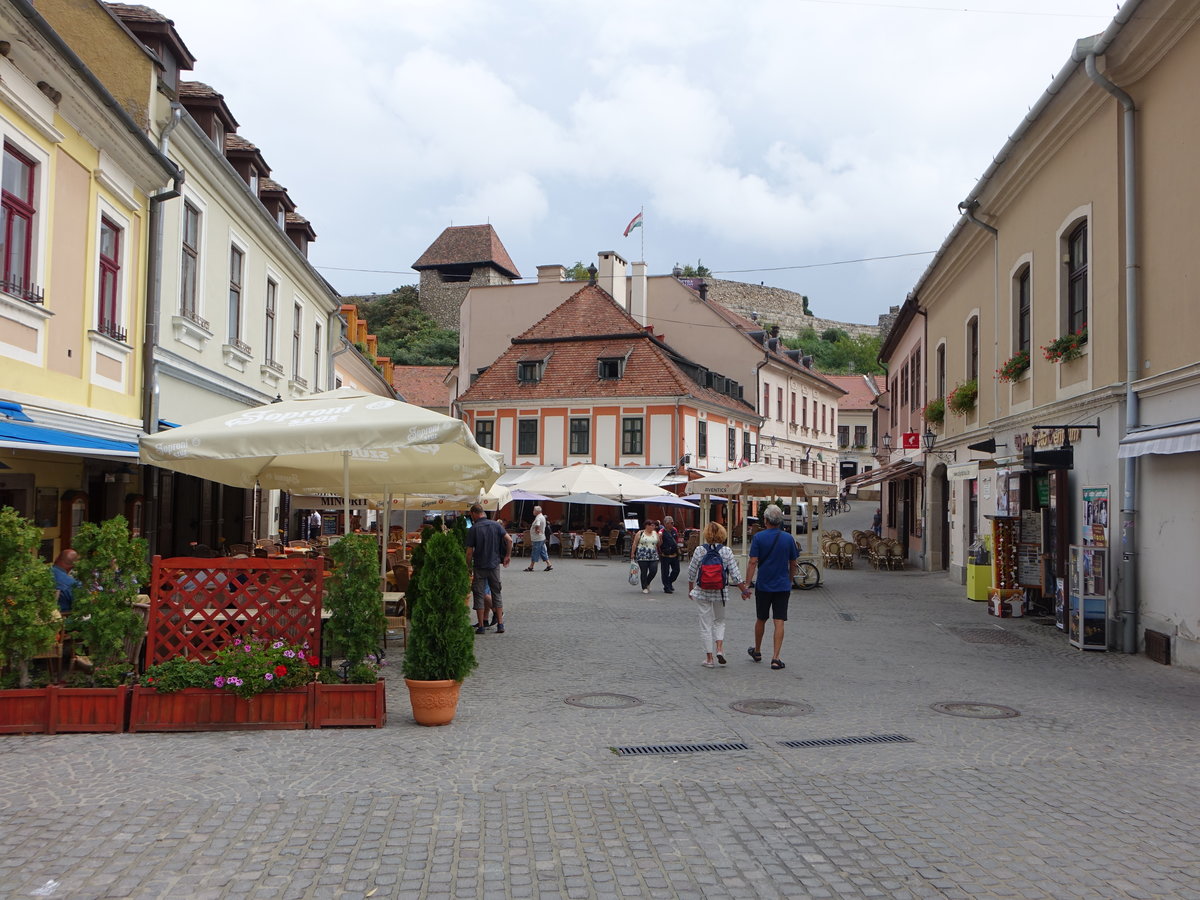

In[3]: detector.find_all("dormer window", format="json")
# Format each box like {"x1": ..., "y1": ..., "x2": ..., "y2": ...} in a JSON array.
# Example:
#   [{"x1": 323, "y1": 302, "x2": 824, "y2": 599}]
[
  {"x1": 598, "y1": 356, "x2": 624, "y2": 380},
  {"x1": 517, "y1": 360, "x2": 543, "y2": 383}
]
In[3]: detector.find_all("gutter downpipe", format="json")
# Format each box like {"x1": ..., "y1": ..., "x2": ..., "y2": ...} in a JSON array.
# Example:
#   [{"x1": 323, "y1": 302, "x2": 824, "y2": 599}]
[
  {"x1": 1085, "y1": 49, "x2": 1139, "y2": 654},
  {"x1": 958, "y1": 200, "x2": 1000, "y2": 423},
  {"x1": 142, "y1": 102, "x2": 185, "y2": 557}
]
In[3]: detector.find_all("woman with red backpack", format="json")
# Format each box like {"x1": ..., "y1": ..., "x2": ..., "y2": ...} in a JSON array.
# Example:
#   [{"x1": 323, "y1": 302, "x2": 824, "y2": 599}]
[{"x1": 686, "y1": 521, "x2": 750, "y2": 668}]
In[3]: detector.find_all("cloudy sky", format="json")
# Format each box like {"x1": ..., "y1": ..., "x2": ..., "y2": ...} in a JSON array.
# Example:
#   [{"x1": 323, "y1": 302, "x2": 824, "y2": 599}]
[{"x1": 159, "y1": 0, "x2": 1118, "y2": 326}]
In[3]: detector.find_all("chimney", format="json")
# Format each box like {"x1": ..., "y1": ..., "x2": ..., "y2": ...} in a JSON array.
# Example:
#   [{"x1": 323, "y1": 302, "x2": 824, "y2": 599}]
[
  {"x1": 698, "y1": 280, "x2": 708, "y2": 302},
  {"x1": 597, "y1": 250, "x2": 627, "y2": 305},
  {"x1": 537, "y1": 264, "x2": 567, "y2": 283},
  {"x1": 630, "y1": 261, "x2": 648, "y2": 326}
]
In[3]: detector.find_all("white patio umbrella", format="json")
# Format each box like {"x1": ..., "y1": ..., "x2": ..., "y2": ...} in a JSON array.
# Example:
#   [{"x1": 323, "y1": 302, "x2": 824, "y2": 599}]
[
  {"x1": 517, "y1": 464, "x2": 673, "y2": 501},
  {"x1": 140, "y1": 388, "x2": 504, "y2": 536}
]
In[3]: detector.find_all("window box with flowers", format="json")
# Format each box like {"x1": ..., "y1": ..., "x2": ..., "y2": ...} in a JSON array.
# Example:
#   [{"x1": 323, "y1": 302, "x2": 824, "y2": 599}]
[
  {"x1": 1043, "y1": 326, "x2": 1088, "y2": 363},
  {"x1": 997, "y1": 349, "x2": 1030, "y2": 383},
  {"x1": 946, "y1": 379, "x2": 978, "y2": 416},
  {"x1": 922, "y1": 398, "x2": 945, "y2": 427}
]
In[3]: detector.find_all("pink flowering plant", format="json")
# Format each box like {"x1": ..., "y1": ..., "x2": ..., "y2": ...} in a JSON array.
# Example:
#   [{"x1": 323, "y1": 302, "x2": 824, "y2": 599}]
[
  {"x1": 141, "y1": 635, "x2": 318, "y2": 699},
  {"x1": 1042, "y1": 326, "x2": 1088, "y2": 363}
]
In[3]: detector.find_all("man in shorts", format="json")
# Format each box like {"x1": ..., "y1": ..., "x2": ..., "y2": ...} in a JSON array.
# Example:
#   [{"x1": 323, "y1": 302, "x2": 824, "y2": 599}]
[
  {"x1": 465, "y1": 503, "x2": 512, "y2": 634},
  {"x1": 524, "y1": 505, "x2": 552, "y2": 572},
  {"x1": 743, "y1": 504, "x2": 798, "y2": 670}
]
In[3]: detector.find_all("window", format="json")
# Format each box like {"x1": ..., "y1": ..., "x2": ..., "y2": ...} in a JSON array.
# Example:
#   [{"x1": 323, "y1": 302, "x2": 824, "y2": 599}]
[
  {"x1": 264, "y1": 279, "x2": 278, "y2": 364},
  {"x1": 1, "y1": 144, "x2": 37, "y2": 301},
  {"x1": 910, "y1": 348, "x2": 921, "y2": 411},
  {"x1": 967, "y1": 316, "x2": 979, "y2": 381},
  {"x1": 790, "y1": 392, "x2": 796, "y2": 424},
  {"x1": 900, "y1": 362, "x2": 909, "y2": 409},
  {"x1": 1016, "y1": 266, "x2": 1031, "y2": 355},
  {"x1": 742, "y1": 431, "x2": 751, "y2": 464},
  {"x1": 518, "y1": 419, "x2": 538, "y2": 456},
  {"x1": 728, "y1": 429, "x2": 737, "y2": 465},
  {"x1": 821, "y1": 404, "x2": 826, "y2": 433},
  {"x1": 475, "y1": 419, "x2": 494, "y2": 450},
  {"x1": 698, "y1": 421, "x2": 708, "y2": 458},
  {"x1": 597, "y1": 357, "x2": 623, "y2": 379},
  {"x1": 228, "y1": 246, "x2": 244, "y2": 344},
  {"x1": 936, "y1": 344, "x2": 946, "y2": 400},
  {"x1": 313, "y1": 322, "x2": 322, "y2": 390},
  {"x1": 762, "y1": 384, "x2": 770, "y2": 419},
  {"x1": 1066, "y1": 222, "x2": 1087, "y2": 334},
  {"x1": 181, "y1": 202, "x2": 200, "y2": 319},
  {"x1": 97, "y1": 217, "x2": 123, "y2": 340},
  {"x1": 517, "y1": 361, "x2": 543, "y2": 383},
  {"x1": 838, "y1": 425, "x2": 849, "y2": 448},
  {"x1": 292, "y1": 303, "x2": 302, "y2": 379},
  {"x1": 621, "y1": 417, "x2": 643, "y2": 455},
  {"x1": 854, "y1": 425, "x2": 867, "y2": 447},
  {"x1": 569, "y1": 417, "x2": 589, "y2": 455},
  {"x1": 890, "y1": 379, "x2": 898, "y2": 426},
  {"x1": 802, "y1": 397, "x2": 808, "y2": 428},
  {"x1": 776, "y1": 387, "x2": 783, "y2": 421}
]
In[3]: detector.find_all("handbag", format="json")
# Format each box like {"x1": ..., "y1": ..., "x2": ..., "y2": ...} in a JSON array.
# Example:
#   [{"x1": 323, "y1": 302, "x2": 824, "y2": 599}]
[{"x1": 628, "y1": 561, "x2": 640, "y2": 586}]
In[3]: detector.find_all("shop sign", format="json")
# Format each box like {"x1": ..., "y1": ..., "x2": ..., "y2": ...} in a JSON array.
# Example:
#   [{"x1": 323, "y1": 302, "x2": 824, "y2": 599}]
[
  {"x1": 1013, "y1": 428, "x2": 1082, "y2": 451},
  {"x1": 947, "y1": 461, "x2": 979, "y2": 480}
]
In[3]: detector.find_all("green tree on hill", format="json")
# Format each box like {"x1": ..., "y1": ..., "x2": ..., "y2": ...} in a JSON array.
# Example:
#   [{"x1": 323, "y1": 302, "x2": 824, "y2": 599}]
[
  {"x1": 785, "y1": 329, "x2": 883, "y2": 375},
  {"x1": 355, "y1": 285, "x2": 459, "y2": 366}
]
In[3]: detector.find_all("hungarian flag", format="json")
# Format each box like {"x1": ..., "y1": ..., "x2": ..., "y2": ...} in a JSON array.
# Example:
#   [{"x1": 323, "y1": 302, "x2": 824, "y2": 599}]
[
  {"x1": 902, "y1": 432, "x2": 920, "y2": 449},
  {"x1": 623, "y1": 211, "x2": 643, "y2": 237}
]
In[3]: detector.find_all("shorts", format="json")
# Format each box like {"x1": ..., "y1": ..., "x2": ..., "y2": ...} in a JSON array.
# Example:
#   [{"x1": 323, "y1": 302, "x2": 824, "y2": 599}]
[
  {"x1": 530, "y1": 540, "x2": 548, "y2": 563},
  {"x1": 471, "y1": 567, "x2": 503, "y2": 610},
  {"x1": 754, "y1": 589, "x2": 790, "y2": 622}
]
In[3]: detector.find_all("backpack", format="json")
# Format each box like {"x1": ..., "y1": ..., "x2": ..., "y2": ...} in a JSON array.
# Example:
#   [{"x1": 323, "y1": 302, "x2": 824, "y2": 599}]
[
  {"x1": 697, "y1": 544, "x2": 727, "y2": 591},
  {"x1": 660, "y1": 528, "x2": 678, "y2": 558}
]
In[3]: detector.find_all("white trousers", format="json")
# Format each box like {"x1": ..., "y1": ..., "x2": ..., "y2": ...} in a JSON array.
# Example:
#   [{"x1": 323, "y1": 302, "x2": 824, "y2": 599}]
[{"x1": 695, "y1": 595, "x2": 726, "y2": 655}]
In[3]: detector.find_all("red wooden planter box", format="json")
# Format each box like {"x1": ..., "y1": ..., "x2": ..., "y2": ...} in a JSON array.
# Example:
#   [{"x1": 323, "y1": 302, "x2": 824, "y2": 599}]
[
  {"x1": 310, "y1": 681, "x2": 386, "y2": 728},
  {"x1": 48, "y1": 685, "x2": 128, "y2": 734},
  {"x1": 128, "y1": 685, "x2": 310, "y2": 732},
  {"x1": 0, "y1": 687, "x2": 51, "y2": 734},
  {"x1": 0, "y1": 685, "x2": 128, "y2": 734}
]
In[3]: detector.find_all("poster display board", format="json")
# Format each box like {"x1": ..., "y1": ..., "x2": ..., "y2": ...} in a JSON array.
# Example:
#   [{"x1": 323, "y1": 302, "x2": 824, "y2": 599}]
[
  {"x1": 1068, "y1": 545, "x2": 1108, "y2": 650},
  {"x1": 1082, "y1": 485, "x2": 1109, "y2": 547}
]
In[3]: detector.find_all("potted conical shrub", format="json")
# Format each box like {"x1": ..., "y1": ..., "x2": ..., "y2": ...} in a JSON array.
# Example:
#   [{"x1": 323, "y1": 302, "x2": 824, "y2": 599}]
[{"x1": 401, "y1": 530, "x2": 476, "y2": 726}]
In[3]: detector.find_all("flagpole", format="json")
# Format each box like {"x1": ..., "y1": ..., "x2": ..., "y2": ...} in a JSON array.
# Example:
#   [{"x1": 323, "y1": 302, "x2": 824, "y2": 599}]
[{"x1": 639, "y1": 205, "x2": 644, "y2": 262}]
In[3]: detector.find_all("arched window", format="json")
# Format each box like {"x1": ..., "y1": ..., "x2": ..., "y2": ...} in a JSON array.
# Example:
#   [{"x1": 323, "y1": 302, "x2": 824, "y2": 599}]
[
  {"x1": 1066, "y1": 222, "x2": 1087, "y2": 333},
  {"x1": 1015, "y1": 265, "x2": 1031, "y2": 355}
]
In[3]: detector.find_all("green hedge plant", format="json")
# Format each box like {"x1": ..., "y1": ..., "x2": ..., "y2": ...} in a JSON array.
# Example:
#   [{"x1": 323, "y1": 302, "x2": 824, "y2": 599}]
[
  {"x1": 402, "y1": 530, "x2": 476, "y2": 683},
  {"x1": 0, "y1": 506, "x2": 59, "y2": 688},
  {"x1": 325, "y1": 533, "x2": 386, "y2": 674}
]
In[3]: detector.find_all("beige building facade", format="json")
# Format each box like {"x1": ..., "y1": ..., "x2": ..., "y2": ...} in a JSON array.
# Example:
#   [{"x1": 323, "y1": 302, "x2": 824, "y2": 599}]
[{"x1": 907, "y1": 0, "x2": 1200, "y2": 666}]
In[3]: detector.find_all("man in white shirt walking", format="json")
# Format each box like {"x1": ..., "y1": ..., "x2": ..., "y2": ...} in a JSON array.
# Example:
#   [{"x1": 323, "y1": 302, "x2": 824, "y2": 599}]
[
  {"x1": 524, "y1": 505, "x2": 553, "y2": 572},
  {"x1": 308, "y1": 510, "x2": 322, "y2": 541}
]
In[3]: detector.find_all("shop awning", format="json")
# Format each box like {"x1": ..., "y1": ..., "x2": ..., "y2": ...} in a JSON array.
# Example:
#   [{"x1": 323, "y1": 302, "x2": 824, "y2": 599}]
[
  {"x1": 0, "y1": 419, "x2": 139, "y2": 458},
  {"x1": 1118, "y1": 420, "x2": 1200, "y2": 458},
  {"x1": 853, "y1": 460, "x2": 922, "y2": 488},
  {"x1": 497, "y1": 465, "x2": 555, "y2": 486}
]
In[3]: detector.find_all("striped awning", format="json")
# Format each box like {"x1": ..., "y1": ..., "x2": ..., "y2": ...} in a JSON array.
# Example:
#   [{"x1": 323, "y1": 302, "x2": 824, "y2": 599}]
[{"x1": 1118, "y1": 420, "x2": 1200, "y2": 458}]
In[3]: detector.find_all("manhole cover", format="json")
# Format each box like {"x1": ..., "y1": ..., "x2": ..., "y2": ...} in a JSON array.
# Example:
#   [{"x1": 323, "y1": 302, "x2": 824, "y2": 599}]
[
  {"x1": 949, "y1": 627, "x2": 1028, "y2": 645},
  {"x1": 931, "y1": 702, "x2": 1020, "y2": 719},
  {"x1": 564, "y1": 692, "x2": 643, "y2": 709},
  {"x1": 729, "y1": 698, "x2": 813, "y2": 717}
]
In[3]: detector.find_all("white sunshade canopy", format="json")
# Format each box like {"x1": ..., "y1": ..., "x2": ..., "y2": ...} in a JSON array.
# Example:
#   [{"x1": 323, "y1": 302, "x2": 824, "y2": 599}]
[
  {"x1": 516, "y1": 464, "x2": 674, "y2": 500},
  {"x1": 687, "y1": 462, "x2": 828, "y2": 497},
  {"x1": 140, "y1": 388, "x2": 503, "y2": 497},
  {"x1": 1117, "y1": 420, "x2": 1200, "y2": 458}
]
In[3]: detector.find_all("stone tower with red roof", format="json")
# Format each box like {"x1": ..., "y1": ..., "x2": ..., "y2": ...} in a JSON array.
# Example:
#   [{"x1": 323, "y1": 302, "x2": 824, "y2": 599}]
[{"x1": 413, "y1": 225, "x2": 521, "y2": 329}]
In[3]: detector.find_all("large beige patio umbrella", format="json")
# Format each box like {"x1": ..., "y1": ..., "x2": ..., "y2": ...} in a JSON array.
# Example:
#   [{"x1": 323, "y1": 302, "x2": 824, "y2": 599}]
[
  {"x1": 516, "y1": 464, "x2": 673, "y2": 501},
  {"x1": 140, "y1": 388, "x2": 504, "y2": 535}
]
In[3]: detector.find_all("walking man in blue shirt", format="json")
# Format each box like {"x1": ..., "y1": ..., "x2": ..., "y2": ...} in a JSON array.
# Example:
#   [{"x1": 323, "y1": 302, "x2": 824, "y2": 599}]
[{"x1": 743, "y1": 505, "x2": 799, "y2": 670}]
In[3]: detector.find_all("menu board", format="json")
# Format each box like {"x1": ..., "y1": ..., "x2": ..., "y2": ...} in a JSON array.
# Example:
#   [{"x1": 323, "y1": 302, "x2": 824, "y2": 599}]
[{"x1": 1020, "y1": 510, "x2": 1041, "y2": 544}]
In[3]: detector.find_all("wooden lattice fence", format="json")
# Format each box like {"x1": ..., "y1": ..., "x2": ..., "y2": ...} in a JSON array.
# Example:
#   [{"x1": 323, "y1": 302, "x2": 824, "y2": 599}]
[{"x1": 146, "y1": 556, "x2": 325, "y2": 665}]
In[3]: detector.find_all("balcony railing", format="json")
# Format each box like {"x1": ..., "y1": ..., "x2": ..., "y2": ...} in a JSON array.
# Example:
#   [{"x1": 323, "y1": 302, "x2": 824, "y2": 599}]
[
  {"x1": 0, "y1": 275, "x2": 44, "y2": 305},
  {"x1": 228, "y1": 337, "x2": 252, "y2": 356},
  {"x1": 263, "y1": 359, "x2": 284, "y2": 374},
  {"x1": 97, "y1": 318, "x2": 127, "y2": 343},
  {"x1": 180, "y1": 307, "x2": 210, "y2": 331}
]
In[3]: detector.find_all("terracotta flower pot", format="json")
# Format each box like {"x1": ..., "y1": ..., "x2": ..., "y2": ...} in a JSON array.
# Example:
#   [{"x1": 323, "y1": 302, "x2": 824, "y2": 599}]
[{"x1": 404, "y1": 678, "x2": 461, "y2": 726}]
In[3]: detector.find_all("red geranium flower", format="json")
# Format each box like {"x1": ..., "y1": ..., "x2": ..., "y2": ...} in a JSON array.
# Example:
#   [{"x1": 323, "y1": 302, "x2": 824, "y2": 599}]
[
  {"x1": 275, "y1": 665, "x2": 288, "y2": 676},
  {"x1": 307, "y1": 656, "x2": 320, "y2": 667}
]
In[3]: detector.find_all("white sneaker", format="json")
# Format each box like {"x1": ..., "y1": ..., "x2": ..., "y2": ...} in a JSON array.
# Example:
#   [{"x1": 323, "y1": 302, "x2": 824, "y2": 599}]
[{"x1": 642, "y1": 588, "x2": 649, "y2": 594}]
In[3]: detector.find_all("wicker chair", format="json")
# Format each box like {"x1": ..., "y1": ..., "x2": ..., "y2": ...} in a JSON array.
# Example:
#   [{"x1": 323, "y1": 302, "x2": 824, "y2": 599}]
[{"x1": 580, "y1": 531, "x2": 600, "y2": 559}]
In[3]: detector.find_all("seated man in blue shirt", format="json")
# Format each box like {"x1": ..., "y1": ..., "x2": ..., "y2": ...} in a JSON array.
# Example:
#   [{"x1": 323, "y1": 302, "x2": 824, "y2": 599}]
[{"x1": 51, "y1": 549, "x2": 80, "y2": 614}]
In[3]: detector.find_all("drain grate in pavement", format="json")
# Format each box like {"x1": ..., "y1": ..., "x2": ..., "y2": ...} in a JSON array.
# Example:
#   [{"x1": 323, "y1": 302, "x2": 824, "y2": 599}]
[
  {"x1": 565, "y1": 693, "x2": 643, "y2": 709},
  {"x1": 611, "y1": 741, "x2": 749, "y2": 756},
  {"x1": 948, "y1": 627, "x2": 1028, "y2": 645},
  {"x1": 931, "y1": 701, "x2": 1020, "y2": 719},
  {"x1": 779, "y1": 734, "x2": 914, "y2": 749},
  {"x1": 838, "y1": 612, "x2": 855, "y2": 621},
  {"x1": 729, "y1": 698, "x2": 813, "y2": 717}
]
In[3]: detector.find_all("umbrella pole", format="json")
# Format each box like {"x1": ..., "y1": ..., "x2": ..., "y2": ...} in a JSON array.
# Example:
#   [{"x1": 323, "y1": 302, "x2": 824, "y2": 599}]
[
  {"x1": 342, "y1": 451, "x2": 352, "y2": 536},
  {"x1": 380, "y1": 488, "x2": 392, "y2": 590}
]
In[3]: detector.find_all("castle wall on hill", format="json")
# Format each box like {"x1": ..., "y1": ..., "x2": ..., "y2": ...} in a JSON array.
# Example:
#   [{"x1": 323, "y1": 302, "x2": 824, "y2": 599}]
[{"x1": 705, "y1": 279, "x2": 884, "y2": 341}]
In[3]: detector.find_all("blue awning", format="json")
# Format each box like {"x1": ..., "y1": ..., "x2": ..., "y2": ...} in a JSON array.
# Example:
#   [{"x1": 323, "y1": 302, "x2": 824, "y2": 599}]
[{"x1": 0, "y1": 419, "x2": 139, "y2": 458}]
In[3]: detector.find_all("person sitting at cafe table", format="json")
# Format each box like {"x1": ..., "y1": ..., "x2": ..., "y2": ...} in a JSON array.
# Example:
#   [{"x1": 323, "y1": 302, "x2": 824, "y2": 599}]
[{"x1": 50, "y1": 549, "x2": 80, "y2": 614}]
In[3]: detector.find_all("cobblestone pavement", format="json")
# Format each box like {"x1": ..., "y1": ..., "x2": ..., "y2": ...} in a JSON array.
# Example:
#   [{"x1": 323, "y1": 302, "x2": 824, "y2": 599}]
[{"x1": 2, "y1": 508, "x2": 1199, "y2": 899}]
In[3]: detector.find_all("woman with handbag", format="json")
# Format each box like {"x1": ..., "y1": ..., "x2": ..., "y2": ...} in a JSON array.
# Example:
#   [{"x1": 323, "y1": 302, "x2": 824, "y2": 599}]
[{"x1": 630, "y1": 520, "x2": 661, "y2": 595}]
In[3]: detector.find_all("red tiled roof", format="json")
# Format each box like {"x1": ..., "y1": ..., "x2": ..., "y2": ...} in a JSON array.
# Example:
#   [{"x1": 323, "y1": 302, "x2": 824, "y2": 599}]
[
  {"x1": 391, "y1": 366, "x2": 452, "y2": 408},
  {"x1": 259, "y1": 177, "x2": 287, "y2": 194},
  {"x1": 178, "y1": 80, "x2": 221, "y2": 100},
  {"x1": 224, "y1": 134, "x2": 258, "y2": 152},
  {"x1": 824, "y1": 374, "x2": 886, "y2": 410},
  {"x1": 105, "y1": 3, "x2": 171, "y2": 23},
  {"x1": 413, "y1": 225, "x2": 520, "y2": 279},
  {"x1": 459, "y1": 285, "x2": 752, "y2": 418}
]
